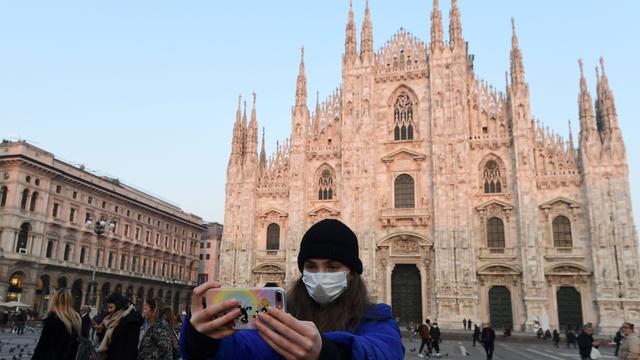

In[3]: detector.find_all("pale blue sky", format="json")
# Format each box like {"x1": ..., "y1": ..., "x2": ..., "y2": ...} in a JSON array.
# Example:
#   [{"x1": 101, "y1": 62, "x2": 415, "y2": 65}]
[{"x1": 1, "y1": 1, "x2": 638, "y2": 229}]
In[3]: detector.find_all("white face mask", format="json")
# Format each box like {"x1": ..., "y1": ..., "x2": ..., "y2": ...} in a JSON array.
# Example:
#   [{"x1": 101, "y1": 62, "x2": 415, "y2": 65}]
[{"x1": 302, "y1": 270, "x2": 349, "y2": 305}]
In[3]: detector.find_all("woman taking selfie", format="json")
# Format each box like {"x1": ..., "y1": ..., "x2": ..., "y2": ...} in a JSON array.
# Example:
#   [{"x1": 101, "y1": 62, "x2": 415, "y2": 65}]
[
  {"x1": 33, "y1": 288, "x2": 82, "y2": 359},
  {"x1": 180, "y1": 218, "x2": 404, "y2": 360}
]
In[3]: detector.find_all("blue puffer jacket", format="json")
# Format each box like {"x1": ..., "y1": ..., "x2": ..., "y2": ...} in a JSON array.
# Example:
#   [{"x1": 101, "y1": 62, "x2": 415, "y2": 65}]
[{"x1": 179, "y1": 303, "x2": 404, "y2": 360}]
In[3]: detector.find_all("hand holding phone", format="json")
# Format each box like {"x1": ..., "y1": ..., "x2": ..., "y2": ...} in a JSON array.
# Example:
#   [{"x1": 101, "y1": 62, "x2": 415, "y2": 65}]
[
  {"x1": 208, "y1": 287, "x2": 286, "y2": 331},
  {"x1": 189, "y1": 281, "x2": 242, "y2": 340}
]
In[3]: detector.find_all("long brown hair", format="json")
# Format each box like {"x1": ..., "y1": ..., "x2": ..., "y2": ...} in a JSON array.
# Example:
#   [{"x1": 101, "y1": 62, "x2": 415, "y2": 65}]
[
  {"x1": 145, "y1": 297, "x2": 174, "y2": 325},
  {"x1": 49, "y1": 288, "x2": 82, "y2": 334},
  {"x1": 286, "y1": 273, "x2": 370, "y2": 332}
]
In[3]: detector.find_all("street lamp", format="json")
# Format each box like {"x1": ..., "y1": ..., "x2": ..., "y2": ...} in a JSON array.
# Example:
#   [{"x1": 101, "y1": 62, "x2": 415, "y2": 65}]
[{"x1": 85, "y1": 215, "x2": 115, "y2": 308}]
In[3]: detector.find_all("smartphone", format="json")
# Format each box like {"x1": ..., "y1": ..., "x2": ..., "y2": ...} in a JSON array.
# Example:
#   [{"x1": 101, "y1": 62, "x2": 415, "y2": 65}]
[{"x1": 208, "y1": 287, "x2": 286, "y2": 330}]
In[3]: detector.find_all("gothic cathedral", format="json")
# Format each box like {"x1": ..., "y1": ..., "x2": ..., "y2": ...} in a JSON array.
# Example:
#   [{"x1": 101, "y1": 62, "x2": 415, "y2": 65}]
[{"x1": 219, "y1": 0, "x2": 639, "y2": 334}]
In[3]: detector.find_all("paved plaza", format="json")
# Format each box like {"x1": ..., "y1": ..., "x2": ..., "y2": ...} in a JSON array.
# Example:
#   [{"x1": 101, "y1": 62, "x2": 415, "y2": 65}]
[{"x1": 0, "y1": 326, "x2": 622, "y2": 360}]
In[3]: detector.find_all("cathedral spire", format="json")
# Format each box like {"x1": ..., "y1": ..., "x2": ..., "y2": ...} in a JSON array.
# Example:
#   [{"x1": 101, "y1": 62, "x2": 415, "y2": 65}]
[
  {"x1": 595, "y1": 56, "x2": 618, "y2": 132},
  {"x1": 577, "y1": 59, "x2": 597, "y2": 136},
  {"x1": 344, "y1": 0, "x2": 357, "y2": 63},
  {"x1": 568, "y1": 119, "x2": 575, "y2": 150},
  {"x1": 313, "y1": 90, "x2": 320, "y2": 132},
  {"x1": 509, "y1": 18, "x2": 526, "y2": 87},
  {"x1": 230, "y1": 95, "x2": 243, "y2": 157},
  {"x1": 259, "y1": 127, "x2": 266, "y2": 169},
  {"x1": 448, "y1": 0, "x2": 463, "y2": 49},
  {"x1": 250, "y1": 92, "x2": 257, "y2": 127},
  {"x1": 295, "y1": 47, "x2": 307, "y2": 108},
  {"x1": 430, "y1": 0, "x2": 443, "y2": 51},
  {"x1": 360, "y1": 0, "x2": 374, "y2": 62}
]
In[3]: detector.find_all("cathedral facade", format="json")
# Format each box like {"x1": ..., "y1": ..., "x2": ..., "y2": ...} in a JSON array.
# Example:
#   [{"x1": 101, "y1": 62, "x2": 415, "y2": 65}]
[{"x1": 219, "y1": 1, "x2": 639, "y2": 334}]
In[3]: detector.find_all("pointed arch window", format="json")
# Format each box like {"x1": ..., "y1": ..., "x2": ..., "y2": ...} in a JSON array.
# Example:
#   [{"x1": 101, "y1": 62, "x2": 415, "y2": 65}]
[
  {"x1": 266, "y1": 223, "x2": 280, "y2": 253},
  {"x1": 394, "y1": 174, "x2": 415, "y2": 208},
  {"x1": 483, "y1": 160, "x2": 503, "y2": 193},
  {"x1": 552, "y1": 216, "x2": 572, "y2": 247},
  {"x1": 487, "y1": 217, "x2": 505, "y2": 249},
  {"x1": 318, "y1": 169, "x2": 334, "y2": 200},
  {"x1": 20, "y1": 189, "x2": 29, "y2": 210},
  {"x1": 0, "y1": 186, "x2": 7, "y2": 207},
  {"x1": 29, "y1": 191, "x2": 38, "y2": 212},
  {"x1": 393, "y1": 93, "x2": 414, "y2": 141}
]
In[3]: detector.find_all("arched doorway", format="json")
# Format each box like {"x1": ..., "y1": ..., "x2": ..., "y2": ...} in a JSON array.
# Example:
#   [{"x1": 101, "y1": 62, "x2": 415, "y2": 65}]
[
  {"x1": 157, "y1": 289, "x2": 164, "y2": 300},
  {"x1": 489, "y1": 286, "x2": 513, "y2": 330},
  {"x1": 125, "y1": 285, "x2": 134, "y2": 303},
  {"x1": 557, "y1": 286, "x2": 583, "y2": 331},
  {"x1": 391, "y1": 264, "x2": 422, "y2": 325},
  {"x1": 6, "y1": 272, "x2": 25, "y2": 302},
  {"x1": 16, "y1": 223, "x2": 30, "y2": 253},
  {"x1": 57, "y1": 277, "x2": 68, "y2": 289},
  {"x1": 136, "y1": 287, "x2": 144, "y2": 311},
  {"x1": 147, "y1": 288, "x2": 155, "y2": 300},
  {"x1": 114, "y1": 283, "x2": 123, "y2": 295},
  {"x1": 35, "y1": 275, "x2": 51, "y2": 315},
  {"x1": 71, "y1": 279, "x2": 83, "y2": 311}
]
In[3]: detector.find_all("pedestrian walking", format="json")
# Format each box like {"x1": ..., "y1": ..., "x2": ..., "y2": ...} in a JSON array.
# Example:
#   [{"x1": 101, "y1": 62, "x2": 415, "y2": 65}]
[
  {"x1": 96, "y1": 292, "x2": 143, "y2": 360},
  {"x1": 537, "y1": 327, "x2": 544, "y2": 339},
  {"x1": 138, "y1": 297, "x2": 177, "y2": 360},
  {"x1": 567, "y1": 327, "x2": 578, "y2": 348},
  {"x1": 15, "y1": 310, "x2": 26, "y2": 335},
  {"x1": 619, "y1": 322, "x2": 640, "y2": 360},
  {"x1": 468, "y1": 318, "x2": 472, "y2": 331},
  {"x1": 430, "y1": 322, "x2": 442, "y2": 357},
  {"x1": 180, "y1": 219, "x2": 405, "y2": 360},
  {"x1": 417, "y1": 319, "x2": 432, "y2": 358},
  {"x1": 473, "y1": 324, "x2": 481, "y2": 347},
  {"x1": 32, "y1": 288, "x2": 82, "y2": 360},
  {"x1": 463, "y1": 318, "x2": 467, "y2": 330},
  {"x1": 80, "y1": 305, "x2": 92, "y2": 339},
  {"x1": 615, "y1": 328, "x2": 624, "y2": 357},
  {"x1": 481, "y1": 323, "x2": 496, "y2": 360},
  {"x1": 553, "y1": 329, "x2": 560, "y2": 348},
  {"x1": 577, "y1": 324, "x2": 600, "y2": 360}
]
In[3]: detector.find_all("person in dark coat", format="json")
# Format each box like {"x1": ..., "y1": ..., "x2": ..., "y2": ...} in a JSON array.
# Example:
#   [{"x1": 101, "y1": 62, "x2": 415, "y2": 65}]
[
  {"x1": 468, "y1": 319, "x2": 472, "y2": 331},
  {"x1": 473, "y1": 324, "x2": 481, "y2": 347},
  {"x1": 80, "y1": 305, "x2": 92, "y2": 339},
  {"x1": 33, "y1": 289, "x2": 82, "y2": 360},
  {"x1": 463, "y1": 318, "x2": 467, "y2": 330},
  {"x1": 430, "y1": 322, "x2": 442, "y2": 356},
  {"x1": 576, "y1": 324, "x2": 599, "y2": 360},
  {"x1": 614, "y1": 327, "x2": 624, "y2": 356},
  {"x1": 417, "y1": 319, "x2": 432, "y2": 357},
  {"x1": 552, "y1": 329, "x2": 560, "y2": 348},
  {"x1": 566, "y1": 327, "x2": 577, "y2": 348},
  {"x1": 481, "y1": 323, "x2": 496, "y2": 360},
  {"x1": 96, "y1": 292, "x2": 143, "y2": 360}
]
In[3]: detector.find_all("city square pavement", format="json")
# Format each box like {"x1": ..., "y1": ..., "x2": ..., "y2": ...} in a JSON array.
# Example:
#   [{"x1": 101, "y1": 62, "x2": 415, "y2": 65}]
[{"x1": 0, "y1": 326, "x2": 622, "y2": 360}]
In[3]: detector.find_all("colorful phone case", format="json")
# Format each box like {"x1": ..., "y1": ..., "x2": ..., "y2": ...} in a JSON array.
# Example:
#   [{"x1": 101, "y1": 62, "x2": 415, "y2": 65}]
[{"x1": 209, "y1": 287, "x2": 286, "y2": 330}]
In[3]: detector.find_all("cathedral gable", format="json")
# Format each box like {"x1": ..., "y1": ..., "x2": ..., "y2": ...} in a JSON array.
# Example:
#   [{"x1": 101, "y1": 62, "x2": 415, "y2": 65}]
[{"x1": 381, "y1": 148, "x2": 426, "y2": 163}]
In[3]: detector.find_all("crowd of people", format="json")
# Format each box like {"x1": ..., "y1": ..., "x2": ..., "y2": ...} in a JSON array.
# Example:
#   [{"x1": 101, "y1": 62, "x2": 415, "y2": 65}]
[{"x1": 30, "y1": 289, "x2": 182, "y2": 360}]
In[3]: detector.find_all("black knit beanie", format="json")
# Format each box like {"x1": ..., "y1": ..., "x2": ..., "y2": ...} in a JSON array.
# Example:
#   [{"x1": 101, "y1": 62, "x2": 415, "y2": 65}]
[{"x1": 297, "y1": 219, "x2": 363, "y2": 274}]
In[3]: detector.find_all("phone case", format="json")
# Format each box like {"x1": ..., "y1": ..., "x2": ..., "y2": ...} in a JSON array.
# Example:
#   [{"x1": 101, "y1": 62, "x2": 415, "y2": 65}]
[{"x1": 208, "y1": 287, "x2": 286, "y2": 330}]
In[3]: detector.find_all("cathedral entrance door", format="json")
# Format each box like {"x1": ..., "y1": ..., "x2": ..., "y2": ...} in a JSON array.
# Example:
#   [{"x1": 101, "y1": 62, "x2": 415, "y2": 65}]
[
  {"x1": 556, "y1": 286, "x2": 583, "y2": 331},
  {"x1": 391, "y1": 264, "x2": 422, "y2": 325},
  {"x1": 489, "y1": 286, "x2": 513, "y2": 329}
]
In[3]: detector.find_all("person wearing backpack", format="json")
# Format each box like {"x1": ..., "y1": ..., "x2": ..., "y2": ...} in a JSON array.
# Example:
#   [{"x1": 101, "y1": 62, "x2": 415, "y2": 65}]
[
  {"x1": 138, "y1": 297, "x2": 177, "y2": 360},
  {"x1": 417, "y1": 318, "x2": 432, "y2": 358},
  {"x1": 32, "y1": 288, "x2": 83, "y2": 360}
]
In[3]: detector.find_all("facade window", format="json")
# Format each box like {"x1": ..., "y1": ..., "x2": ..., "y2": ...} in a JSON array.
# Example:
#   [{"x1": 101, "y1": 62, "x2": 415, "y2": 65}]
[
  {"x1": 55, "y1": 185, "x2": 61, "y2": 194},
  {"x1": 46, "y1": 240, "x2": 54, "y2": 258},
  {"x1": 143, "y1": 258, "x2": 148, "y2": 274},
  {"x1": 552, "y1": 216, "x2": 573, "y2": 247},
  {"x1": 394, "y1": 174, "x2": 415, "y2": 208},
  {"x1": 29, "y1": 191, "x2": 39, "y2": 211},
  {"x1": 156, "y1": 233, "x2": 160, "y2": 246},
  {"x1": 487, "y1": 217, "x2": 505, "y2": 248},
  {"x1": 16, "y1": 223, "x2": 29, "y2": 253},
  {"x1": 120, "y1": 255, "x2": 127, "y2": 271},
  {"x1": 147, "y1": 217, "x2": 151, "y2": 224},
  {"x1": 132, "y1": 257, "x2": 138, "y2": 272},
  {"x1": 266, "y1": 223, "x2": 280, "y2": 251},
  {"x1": 200, "y1": 243, "x2": 204, "y2": 249},
  {"x1": 85, "y1": 212, "x2": 92, "y2": 223},
  {"x1": 72, "y1": 191, "x2": 77, "y2": 199},
  {"x1": 63, "y1": 244, "x2": 71, "y2": 261},
  {"x1": 206, "y1": 242, "x2": 211, "y2": 249},
  {"x1": 52, "y1": 203, "x2": 60, "y2": 218},
  {"x1": 135, "y1": 227, "x2": 140, "y2": 241},
  {"x1": 137, "y1": 214, "x2": 141, "y2": 221},
  {"x1": 96, "y1": 250, "x2": 103, "y2": 267},
  {"x1": 393, "y1": 93, "x2": 414, "y2": 140},
  {"x1": 126, "y1": 210, "x2": 130, "y2": 217},
  {"x1": 318, "y1": 169, "x2": 334, "y2": 200},
  {"x1": 108, "y1": 252, "x2": 114, "y2": 268},
  {"x1": 20, "y1": 189, "x2": 29, "y2": 210},
  {"x1": 69, "y1": 208, "x2": 76, "y2": 222},
  {"x1": 153, "y1": 261, "x2": 157, "y2": 275},
  {"x1": 124, "y1": 224, "x2": 130, "y2": 237},
  {"x1": 88, "y1": 196, "x2": 92, "y2": 204},
  {"x1": 0, "y1": 186, "x2": 7, "y2": 207},
  {"x1": 114, "y1": 205, "x2": 119, "y2": 213},
  {"x1": 80, "y1": 247, "x2": 87, "y2": 264},
  {"x1": 101, "y1": 201, "x2": 106, "y2": 209},
  {"x1": 165, "y1": 236, "x2": 169, "y2": 248},
  {"x1": 199, "y1": 254, "x2": 204, "y2": 260},
  {"x1": 146, "y1": 231, "x2": 150, "y2": 243},
  {"x1": 206, "y1": 254, "x2": 210, "y2": 260},
  {"x1": 483, "y1": 160, "x2": 504, "y2": 193}
]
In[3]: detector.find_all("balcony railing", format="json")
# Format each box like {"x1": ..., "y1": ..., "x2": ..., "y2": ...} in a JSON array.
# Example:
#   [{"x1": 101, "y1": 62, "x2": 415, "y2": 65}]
[
  {"x1": 256, "y1": 249, "x2": 286, "y2": 261},
  {"x1": 379, "y1": 208, "x2": 430, "y2": 226},
  {"x1": 477, "y1": 247, "x2": 517, "y2": 260},
  {"x1": 543, "y1": 247, "x2": 585, "y2": 260}
]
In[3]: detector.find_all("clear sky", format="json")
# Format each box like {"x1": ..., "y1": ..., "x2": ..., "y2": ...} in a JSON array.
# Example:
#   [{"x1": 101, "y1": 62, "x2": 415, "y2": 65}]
[{"x1": 1, "y1": 1, "x2": 638, "y2": 229}]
